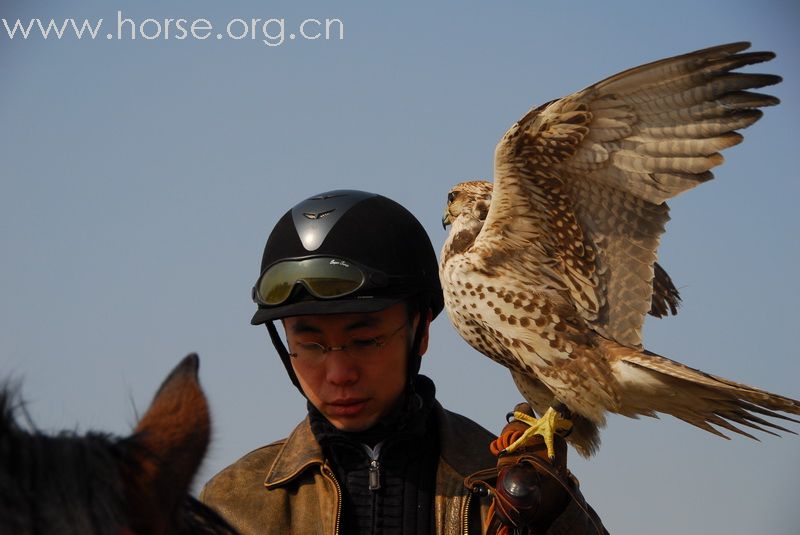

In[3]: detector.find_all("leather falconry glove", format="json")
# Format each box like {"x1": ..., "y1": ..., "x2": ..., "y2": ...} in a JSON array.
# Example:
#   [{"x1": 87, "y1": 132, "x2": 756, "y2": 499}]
[{"x1": 464, "y1": 403, "x2": 606, "y2": 534}]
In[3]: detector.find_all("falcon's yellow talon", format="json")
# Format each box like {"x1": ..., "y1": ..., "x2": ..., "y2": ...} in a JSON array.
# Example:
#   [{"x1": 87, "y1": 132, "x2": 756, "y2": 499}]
[
  {"x1": 504, "y1": 407, "x2": 573, "y2": 459},
  {"x1": 512, "y1": 410, "x2": 538, "y2": 426}
]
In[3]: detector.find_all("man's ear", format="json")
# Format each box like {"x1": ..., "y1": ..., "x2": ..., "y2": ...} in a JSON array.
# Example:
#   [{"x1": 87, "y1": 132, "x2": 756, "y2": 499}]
[{"x1": 418, "y1": 308, "x2": 433, "y2": 357}]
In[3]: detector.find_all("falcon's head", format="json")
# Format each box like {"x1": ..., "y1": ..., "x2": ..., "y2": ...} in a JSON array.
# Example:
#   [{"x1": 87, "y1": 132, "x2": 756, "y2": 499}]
[{"x1": 442, "y1": 180, "x2": 493, "y2": 230}]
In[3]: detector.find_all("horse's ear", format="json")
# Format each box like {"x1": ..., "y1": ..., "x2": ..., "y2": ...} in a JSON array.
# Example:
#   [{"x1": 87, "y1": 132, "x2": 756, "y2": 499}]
[{"x1": 126, "y1": 354, "x2": 210, "y2": 533}]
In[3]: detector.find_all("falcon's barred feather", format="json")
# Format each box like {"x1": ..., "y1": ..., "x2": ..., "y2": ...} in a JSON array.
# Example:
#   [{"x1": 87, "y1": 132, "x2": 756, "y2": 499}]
[{"x1": 440, "y1": 42, "x2": 799, "y2": 457}]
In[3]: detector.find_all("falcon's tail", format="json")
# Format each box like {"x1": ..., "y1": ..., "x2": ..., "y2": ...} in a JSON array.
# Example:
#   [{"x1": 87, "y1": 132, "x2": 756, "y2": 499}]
[{"x1": 611, "y1": 342, "x2": 800, "y2": 440}]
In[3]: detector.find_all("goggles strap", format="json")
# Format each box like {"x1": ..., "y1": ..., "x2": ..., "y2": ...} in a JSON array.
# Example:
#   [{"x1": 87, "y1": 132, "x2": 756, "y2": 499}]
[{"x1": 266, "y1": 321, "x2": 303, "y2": 393}]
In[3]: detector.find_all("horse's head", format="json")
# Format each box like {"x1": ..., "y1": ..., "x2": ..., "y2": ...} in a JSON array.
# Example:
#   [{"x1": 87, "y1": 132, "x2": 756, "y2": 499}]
[{"x1": 0, "y1": 354, "x2": 236, "y2": 534}]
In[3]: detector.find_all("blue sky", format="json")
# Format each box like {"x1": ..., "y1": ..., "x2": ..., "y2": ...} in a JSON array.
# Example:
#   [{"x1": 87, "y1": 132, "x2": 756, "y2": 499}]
[{"x1": 1, "y1": 1, "x2": 798, "y2": 533}]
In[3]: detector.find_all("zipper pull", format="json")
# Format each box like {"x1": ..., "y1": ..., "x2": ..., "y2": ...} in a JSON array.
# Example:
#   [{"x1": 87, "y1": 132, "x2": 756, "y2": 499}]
[
  {"x1": 364, "y1": 442, "x2": 384, "y2": 492},
  {"x1": 368, "y1": 459, "x2": 381, "y2": 491}
]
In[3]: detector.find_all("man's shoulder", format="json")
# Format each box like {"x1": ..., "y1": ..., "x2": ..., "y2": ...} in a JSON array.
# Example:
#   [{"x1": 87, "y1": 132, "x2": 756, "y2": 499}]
[
  {"x1": 200, "y1": 439, "x2": 286, "y2": 502},
  {"x1": 434, "y1": 402, "x2": 497, "y2": 476},
  {"x1": 435, "y1": 402, "x2": 496, "y2": 443}
]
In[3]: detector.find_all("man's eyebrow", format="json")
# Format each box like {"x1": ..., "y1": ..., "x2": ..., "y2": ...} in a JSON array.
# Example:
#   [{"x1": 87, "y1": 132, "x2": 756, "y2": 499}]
[
  {"x1": 287, "y1": 315, "x2": 383, "y2": 334},
  {"x1": 344, "y1": 316, "x2": 382, "y2": 331},
  {"x1": 288, "y1": 321, "x2": 322, "y2": 334}
]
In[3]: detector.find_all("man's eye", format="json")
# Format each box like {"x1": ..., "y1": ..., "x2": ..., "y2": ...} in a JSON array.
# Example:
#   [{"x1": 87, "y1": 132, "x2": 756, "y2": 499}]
[
  {"x1": 298, "y1": 342, "x2": 325, "y2": 352},
  {"x1": 349, "y1": 338, "x2": 378, "y2": 349}
]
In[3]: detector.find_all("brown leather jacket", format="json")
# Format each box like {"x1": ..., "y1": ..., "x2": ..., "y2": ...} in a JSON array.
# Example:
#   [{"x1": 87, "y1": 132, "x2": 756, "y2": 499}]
[{"x1": 200, "y1": 402, "x2": 603, "y2": 534}]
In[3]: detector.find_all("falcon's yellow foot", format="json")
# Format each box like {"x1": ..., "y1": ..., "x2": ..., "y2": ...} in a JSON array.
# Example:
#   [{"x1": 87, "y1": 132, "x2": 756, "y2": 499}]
[{"x1": 504, "y1": 407, "x2": 573, "y2": 460}]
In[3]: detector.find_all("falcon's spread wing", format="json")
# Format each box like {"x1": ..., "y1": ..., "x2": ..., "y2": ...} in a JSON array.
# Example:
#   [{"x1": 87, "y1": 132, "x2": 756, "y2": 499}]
[
  {"x1": 477, "y1": 41, "x2": 779, "y2": 348},
  {"x1": 440, "y1": 43, "x2": 800, "y2": 457}
]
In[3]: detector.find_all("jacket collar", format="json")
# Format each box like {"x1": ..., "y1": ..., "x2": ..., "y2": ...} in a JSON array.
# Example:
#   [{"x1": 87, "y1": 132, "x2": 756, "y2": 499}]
[
  {"x1": 264, "y1": 415, "x2": 324, "y2": 488},
  {"x1": 264, "y1": 401, "x2": 495, "y2": 488}
]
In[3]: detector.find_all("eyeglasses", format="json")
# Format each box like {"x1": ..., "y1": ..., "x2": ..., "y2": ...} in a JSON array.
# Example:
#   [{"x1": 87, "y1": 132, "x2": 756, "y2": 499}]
[
  {"x1": 288, "y1": 322, "x2": 408, "y2": 364},
  {"x1": 252, "y1": 257, "x2": 409, "y2": 306}
]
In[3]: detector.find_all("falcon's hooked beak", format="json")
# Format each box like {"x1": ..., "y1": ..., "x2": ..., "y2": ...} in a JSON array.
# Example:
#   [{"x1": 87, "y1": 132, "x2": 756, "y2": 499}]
[{"x1": 443, "y1": 189, "x2": 458, "y2": 229}]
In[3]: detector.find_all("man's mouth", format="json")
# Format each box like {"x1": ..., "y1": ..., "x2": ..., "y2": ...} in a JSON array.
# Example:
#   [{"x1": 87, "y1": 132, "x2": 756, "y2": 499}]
[{"x1": 327, "y1": 398, "x2": 369, "y2": 416}]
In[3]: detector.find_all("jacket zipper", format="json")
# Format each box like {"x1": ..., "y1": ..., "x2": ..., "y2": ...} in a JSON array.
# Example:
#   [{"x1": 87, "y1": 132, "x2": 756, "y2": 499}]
[
  {"x1": 461, "y1": 490, "x2": 471, "y2": 535},
  {"x1": 323, "y1": 466, "x2": 342, "y2": 535}
]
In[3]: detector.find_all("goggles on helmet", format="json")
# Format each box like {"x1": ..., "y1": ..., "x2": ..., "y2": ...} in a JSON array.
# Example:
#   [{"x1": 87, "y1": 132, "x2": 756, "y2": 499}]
[{"x1": 252, "y1": 256, "x2": 411, "y2": 306}]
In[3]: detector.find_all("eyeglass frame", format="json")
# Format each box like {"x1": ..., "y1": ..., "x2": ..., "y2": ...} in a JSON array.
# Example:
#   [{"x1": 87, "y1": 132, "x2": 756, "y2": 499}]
[{"x1": 287, "y1": 321, "x2": 410, "y2": 362}]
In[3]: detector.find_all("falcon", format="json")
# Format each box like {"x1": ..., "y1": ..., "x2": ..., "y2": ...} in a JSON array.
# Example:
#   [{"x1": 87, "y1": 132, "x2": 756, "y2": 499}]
[{"x1": 439, "y1": 42, "x2": 800, "y2": 458}]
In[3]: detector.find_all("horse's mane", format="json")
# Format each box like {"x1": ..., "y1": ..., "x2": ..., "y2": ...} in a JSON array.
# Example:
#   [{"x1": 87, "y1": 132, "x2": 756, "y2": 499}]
[
  {"x1": 0, "y1": 356, "x2": 237, "y2": 534},
  {"x1": 0, "y1": 389, "x2": 128, "y2": 533}
]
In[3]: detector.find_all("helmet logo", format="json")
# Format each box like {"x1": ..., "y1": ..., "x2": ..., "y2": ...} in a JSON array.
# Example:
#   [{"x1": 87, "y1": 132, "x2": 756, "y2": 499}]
[
  {"x1": 302, "y1": 208, "x2": 335, "y2": 220},
  {"x1": 291, "y1": 189, "x2": 377, "y2": 251},
  {"x1": 329, "y1": 259, "x2": 350, "y2": 267}
]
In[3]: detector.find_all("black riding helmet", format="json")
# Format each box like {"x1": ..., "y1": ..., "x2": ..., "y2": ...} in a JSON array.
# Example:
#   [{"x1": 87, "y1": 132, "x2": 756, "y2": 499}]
[{"x1": 252, "y1": 189, "x2": 444, "y2": 391}]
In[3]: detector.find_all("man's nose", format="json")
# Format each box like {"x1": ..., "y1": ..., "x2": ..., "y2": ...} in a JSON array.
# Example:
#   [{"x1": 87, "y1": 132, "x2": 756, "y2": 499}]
[{"x1": 325, "y1": 350, "x2": 359, "y2": 385}]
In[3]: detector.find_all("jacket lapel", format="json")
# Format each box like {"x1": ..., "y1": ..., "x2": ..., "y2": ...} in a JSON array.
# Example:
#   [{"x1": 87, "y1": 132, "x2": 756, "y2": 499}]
[{"x1": 264, "y1": 416, "x2": 325, "y2": 488}]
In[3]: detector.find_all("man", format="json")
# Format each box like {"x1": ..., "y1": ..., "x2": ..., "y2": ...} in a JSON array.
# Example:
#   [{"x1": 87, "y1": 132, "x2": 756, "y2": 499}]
[{"x1": 201, "y1": 190, "x2": 604, "y2": 534}]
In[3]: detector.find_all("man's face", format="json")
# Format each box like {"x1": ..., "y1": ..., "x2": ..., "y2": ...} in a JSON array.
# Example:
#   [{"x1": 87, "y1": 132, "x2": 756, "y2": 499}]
[{"x1": 282, "y1": 302, "x2": 430, "y2": 432}]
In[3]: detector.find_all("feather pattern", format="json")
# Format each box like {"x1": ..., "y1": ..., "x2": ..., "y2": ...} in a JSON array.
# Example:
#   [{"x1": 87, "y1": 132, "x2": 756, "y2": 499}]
[{"x1": 440, "y1": 43, "x2": 798, "y2": 457}]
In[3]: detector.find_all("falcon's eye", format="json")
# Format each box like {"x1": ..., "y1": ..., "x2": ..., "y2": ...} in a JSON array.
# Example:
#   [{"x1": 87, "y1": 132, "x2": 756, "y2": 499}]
[{"x1": 447, "y1": 191, "x2": 458, "y2": 203}]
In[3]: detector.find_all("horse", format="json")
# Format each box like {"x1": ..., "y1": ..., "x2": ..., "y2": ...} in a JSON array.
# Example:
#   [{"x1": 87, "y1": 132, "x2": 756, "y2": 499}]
[{"x1": 0, "y1": 354, "x2": 237, "y2": 534}]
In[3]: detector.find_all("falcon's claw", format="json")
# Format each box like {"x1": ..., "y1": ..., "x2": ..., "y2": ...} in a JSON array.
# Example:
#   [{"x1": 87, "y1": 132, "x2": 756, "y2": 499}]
[{"x1": 505, "y1": 407, "x2": 573, "y2": 460}]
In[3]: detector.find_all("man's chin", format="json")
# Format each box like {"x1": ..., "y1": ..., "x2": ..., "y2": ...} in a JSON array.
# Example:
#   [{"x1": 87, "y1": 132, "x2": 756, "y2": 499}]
[
  {"x1": 330, "y1": 420, "x2": 373, "y2": 432},
  {"x1": 323, "y1": 399, "x2": 374, "y2": 429},
  {"x1": 325, "y1": 412, "x2": 379, "y2": 433}
]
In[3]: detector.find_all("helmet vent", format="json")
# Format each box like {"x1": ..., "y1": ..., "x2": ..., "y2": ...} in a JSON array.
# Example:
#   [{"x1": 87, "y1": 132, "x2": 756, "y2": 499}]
[{"x1": 291, "y1": 189, "x2": 376, "y2": 251}]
